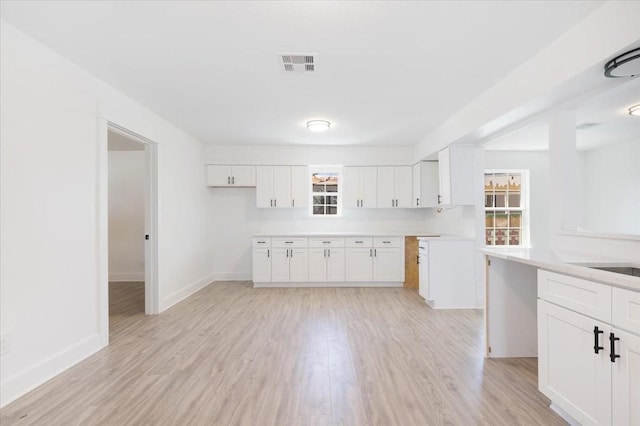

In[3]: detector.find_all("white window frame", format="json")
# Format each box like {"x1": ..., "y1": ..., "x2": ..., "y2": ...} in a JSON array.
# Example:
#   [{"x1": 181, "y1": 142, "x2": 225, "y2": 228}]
[
  {"x1": 484, "y1": 169, "x2": 530, "y2": 248},
  {"x1": 309, "y1": 165, "x2": 343, "y2": 217}
]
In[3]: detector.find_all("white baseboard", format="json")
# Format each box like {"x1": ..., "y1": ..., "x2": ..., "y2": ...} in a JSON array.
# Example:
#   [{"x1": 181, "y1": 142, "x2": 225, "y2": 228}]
[
  {"x1": 0, "y1": 333, "x2": 105, "y2": 408},
  {"x1": 108, "y1": 272, "x2": 144, "y2": 282},
  {"x1": 253, "y1": 281, "x2": 404, "y2": 288},
  {"x1": 159, "y1": 273, "x2": 215, "y2": 312},
  {"x1": 213, "y1": 272, "x2": 252, "y2": 281}
]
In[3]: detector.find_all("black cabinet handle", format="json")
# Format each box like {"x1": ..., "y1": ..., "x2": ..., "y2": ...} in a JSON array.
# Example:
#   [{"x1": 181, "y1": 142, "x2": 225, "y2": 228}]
[
  {"x1": 416, "y1": 198, "x2": 419, "y2": 206},
  {"x1": 267, "y1": 249, "x2": 270, "y2": 258},
  {"x1": 593, "y1": 326, "x2": 604, "y2": 354},
  {"x1": 609, "y1": 332, "x2": 620, "y2": 363},
  {"x1": 437, "y1": 194, "x2": 442, "y2": 204}
]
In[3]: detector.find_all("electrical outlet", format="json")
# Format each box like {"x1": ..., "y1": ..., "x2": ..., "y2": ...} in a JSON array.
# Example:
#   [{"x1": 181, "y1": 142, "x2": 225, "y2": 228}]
[{"x1": 0, "y1": 334, "x2": 9, "y2": 356}]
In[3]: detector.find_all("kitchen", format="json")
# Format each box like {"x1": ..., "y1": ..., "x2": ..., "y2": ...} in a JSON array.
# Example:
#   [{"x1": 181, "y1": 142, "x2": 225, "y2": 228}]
[{"x1": 1, "y1": 1, "x2": 639, "y2": 424}]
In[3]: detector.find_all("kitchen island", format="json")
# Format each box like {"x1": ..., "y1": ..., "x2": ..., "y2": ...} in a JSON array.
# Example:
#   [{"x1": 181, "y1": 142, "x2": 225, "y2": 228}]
[{"x1": 483, "y1": 248, "x2": 640, "y2": 425}]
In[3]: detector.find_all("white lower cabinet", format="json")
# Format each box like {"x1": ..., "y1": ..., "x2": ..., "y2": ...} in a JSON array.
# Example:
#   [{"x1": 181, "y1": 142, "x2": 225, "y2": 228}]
[
  {"x1": 345, "y1": 247, "x2": 374, "y2": 282},
  {"x1": 612, "y1": 328, "x2": 640, "y2": 426},
  {"x1": 538, "y1": 300, "x2": 612, "y2": 425},
  {"x1": 271, "y1": 248, "x2": 308, "y2": 282},
  {"x1": 254, "y1": 235, "x2": 403, "y2": 286},
  {"x1": 309, "y1": 248, "x2": 345, "y2": 282},
  {"x1": 345, "y1": 237, "x2": 403, "y2": 282},
  {"x1": 537, "y1": 270, "x2": 640, "y2": 426}
]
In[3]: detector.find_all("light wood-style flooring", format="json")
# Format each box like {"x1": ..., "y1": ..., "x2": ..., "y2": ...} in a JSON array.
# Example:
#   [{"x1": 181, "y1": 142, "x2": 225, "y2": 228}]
[{"x1": 1, "y1": 282, "x2": 564, "y2": 425}]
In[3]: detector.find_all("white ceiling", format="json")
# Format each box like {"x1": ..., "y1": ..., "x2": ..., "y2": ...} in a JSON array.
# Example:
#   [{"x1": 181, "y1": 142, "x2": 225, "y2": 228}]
[
  {"x1": 484, "y1": 76, "x2": 640, "y2": 151},
  {"x1": 1, "y1": 1, "x2": 605, "y2": 146}
]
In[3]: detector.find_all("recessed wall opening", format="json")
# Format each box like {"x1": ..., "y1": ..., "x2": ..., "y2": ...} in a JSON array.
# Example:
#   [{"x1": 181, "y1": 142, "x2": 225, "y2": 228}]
[{"x1": 107, "y1": 130, "x2": 146, "y2": 325}]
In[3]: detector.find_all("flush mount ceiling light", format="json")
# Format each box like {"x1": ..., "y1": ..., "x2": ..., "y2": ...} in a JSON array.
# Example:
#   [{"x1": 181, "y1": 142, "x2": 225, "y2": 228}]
[
  {"x1": 629, "y1": 104, "x2": 640, "y2": 116},
  {"x1": 604, "y1": 47, "x2": 640, "y2": 78},
  {"x1": 306, "y1": 120, "x2": 331, "y2": 132}
]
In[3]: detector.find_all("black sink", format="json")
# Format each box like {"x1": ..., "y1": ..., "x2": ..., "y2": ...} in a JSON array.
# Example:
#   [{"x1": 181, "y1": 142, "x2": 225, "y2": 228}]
[{"x1": 590, "y1": 266, "x2": 640, "y2": 277}]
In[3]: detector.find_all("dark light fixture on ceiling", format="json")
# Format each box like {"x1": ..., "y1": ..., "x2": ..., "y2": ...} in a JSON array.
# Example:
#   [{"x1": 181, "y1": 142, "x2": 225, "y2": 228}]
[{"x1": 604, "y1": 47, "x2": 640, "y2": 78}]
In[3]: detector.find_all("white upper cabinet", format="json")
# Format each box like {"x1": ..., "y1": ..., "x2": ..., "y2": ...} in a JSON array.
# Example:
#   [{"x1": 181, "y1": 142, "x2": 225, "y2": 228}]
[
  {"x1": 412, "y1": 162, "x2": 439, "y2": 208},
  {"x1": 376, "y1": 166, "x2": 412, "y2": 208},
  {"x1": 438, "y1": 146, "x2": 474, "y2": 205},
  {"x1": 290, "y1": 166, "x2": 308, "y2": 208},
  {"x1": 256, "y1": 166, "x2": 308, "y2": 208},
  {"x1": 343, "y1": 166, "x2": 377, "y2": 208},
  {"x1": 206, "y1": 165, "x2": 256, "y2": 187}
]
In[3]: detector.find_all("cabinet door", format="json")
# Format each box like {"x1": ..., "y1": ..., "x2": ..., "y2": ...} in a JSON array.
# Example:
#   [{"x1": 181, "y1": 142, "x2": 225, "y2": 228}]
[
  {"x1": 343, "y1": 167, "x2": 361, "y2": 208},
  {"x1": 345, "y1": 248, "x2": 373, "y2": 282},
  {"x1": 377, "y1": 167, "x2": 396, "y2": 208},
  {"x1": 289, "y1": 248, "x2": 308, "y2": 282},
  {"x1": 326, "y1": 248, "x2": 346, "y2": 282},
  {"x1": 420, "y1": 162, "x2": 439, "y2": 208},
  {"x1": 231, "y1": 166, "x2": 256, "y2": 187},
  {"x1": 308, "y1": 248, "x2": 327, "y2": 282},
  {"x1": 537, "y1": 300, "x2": 612, "y2": 426},
  {"x1": 290, "y1": 166, "x2": 308, "y2": 208},
  {"x1": 256, "y1": 166, "x2": 274, "y2": 208},
  {"x1": 373, "y1": 247, "x2": 403, "y2": 282},
  {"x1": 360, "y1": 167, "x2": 378, "y2": 208},
  {"x1": 271, "y1": 248, "x2": 290, "y2": 282},
  {"x1": 612, "y1": 328, "x2": 640, "y2": 426},
  {"x1": 418, "y1": 253, "x2": 429, "y2": 299},
  {"x1": 272, "y1": 166, "x2": 291, "y2": 208},
  {"x1": 206, "y1": 165, "x2": 232, "y2": 186},
  {"x1": 438, "y1": 148, "x2": 451, "y2": 205},
  {"x1": 252, "y1": 249, "x2": 271, "y2": 282},
  {"x1": 412, "y1": 163, "x2": 421, "y2": 207},
  {"x1": 394, "y1": 166, "x2": 412, "y2": 208}
]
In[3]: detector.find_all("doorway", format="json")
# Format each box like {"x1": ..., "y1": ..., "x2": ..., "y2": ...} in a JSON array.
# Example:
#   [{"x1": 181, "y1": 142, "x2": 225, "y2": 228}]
[
  {"x1": 100, "y1": 122, "x2": 159, "y2": 344},
  {"x1": 107, "y1": 130, "x2": 146, "y2": 327}
]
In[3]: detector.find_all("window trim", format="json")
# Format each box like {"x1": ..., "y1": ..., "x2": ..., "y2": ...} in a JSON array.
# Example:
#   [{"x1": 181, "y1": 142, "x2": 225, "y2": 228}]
[
  {"x1": 308, "y1": 165, "x2": 343, "y2": 218},
  {"x1": 484, "y1": 169, "x2": 530, "y2": 248}
]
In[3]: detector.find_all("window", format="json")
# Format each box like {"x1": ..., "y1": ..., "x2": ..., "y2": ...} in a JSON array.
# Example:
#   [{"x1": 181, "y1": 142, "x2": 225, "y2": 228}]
[
  {"x1": 310, "y1": 167, "x2": 341, "y2": 216},
  {"x1": 484, "y1": 171, "x2": 528, "y2": 246}
]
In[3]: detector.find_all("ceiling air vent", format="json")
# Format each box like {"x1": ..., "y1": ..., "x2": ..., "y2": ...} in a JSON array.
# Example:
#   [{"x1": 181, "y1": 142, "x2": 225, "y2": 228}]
[
  {"x1": 281, "y1": 54, "x2": 315, "y2": 72},
  {"x1": 576, "y1": 122, "x2": 600, "y2": 130}
]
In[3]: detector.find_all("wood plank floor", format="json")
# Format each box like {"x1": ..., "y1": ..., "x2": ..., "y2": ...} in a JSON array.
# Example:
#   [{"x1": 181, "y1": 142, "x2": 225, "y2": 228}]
[{"x1": 1, "y1": 282, "x2": 564, "y2": 425}]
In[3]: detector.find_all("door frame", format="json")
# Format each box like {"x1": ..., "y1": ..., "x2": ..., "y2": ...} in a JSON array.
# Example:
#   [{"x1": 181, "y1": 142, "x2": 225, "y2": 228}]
[{"x1": 98, "y1": 119, "x2": 159, "y2": 344}]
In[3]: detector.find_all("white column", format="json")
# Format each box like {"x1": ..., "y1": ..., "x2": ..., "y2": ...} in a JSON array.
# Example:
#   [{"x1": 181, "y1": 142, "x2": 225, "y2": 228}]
[{"x1": 548, "y1": 111, "x2": 577, "y2": 245}]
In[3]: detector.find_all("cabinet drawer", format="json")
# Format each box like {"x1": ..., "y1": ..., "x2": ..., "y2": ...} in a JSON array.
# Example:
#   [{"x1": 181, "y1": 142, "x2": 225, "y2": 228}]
[
  {"x1": 538, "y1": 270, "x2": 612, "y2": 322},
  {"x1": 253, "y1": 238, "x2": 271, "y2": 248},
  {"x1": 309, "y1": 238, "x2": 345, "y2": 248},
  {"x1": 272, "y1": 237, "x2": 308, "y2": 248},
  {"x1": 346, "y1": 237, "x2": 373, "y2": 247},
  {"x1": 374, "y1": 237, "x2": 402, "y2": 248},
  {"x1": 612, "y1": 287, "x2": 640, "y2": 334}
]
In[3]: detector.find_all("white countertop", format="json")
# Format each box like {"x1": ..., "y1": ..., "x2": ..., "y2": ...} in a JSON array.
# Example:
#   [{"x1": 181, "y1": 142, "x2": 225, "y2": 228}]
[{"x1": 482, "y1": 247, "x2": 640, "y2": 291}]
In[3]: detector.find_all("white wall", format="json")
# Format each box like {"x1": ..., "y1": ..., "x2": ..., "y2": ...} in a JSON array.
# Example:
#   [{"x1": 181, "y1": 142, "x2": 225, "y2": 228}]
[
  {"x1": 484, "y1": 151, "x2": 551, "y2": 250},
  {"x1": 0, "y1": 21, "x2": 214, "y2": 406},
  {"x1": 206, "y1": 144, "x2": 476, "y2": 279},
  {"x1": 108, "y1": 150, "x2": 145, "y2": 282},
  {"x1": 579, "y1": 140, "x2": 640, "y2": 236},
  {"x1": 415, "y1": 1, "x2": 640, "y2": 160}
]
